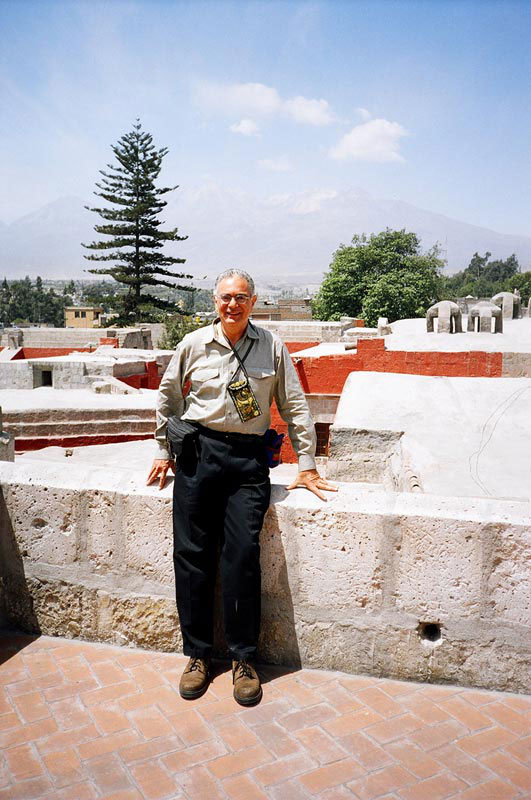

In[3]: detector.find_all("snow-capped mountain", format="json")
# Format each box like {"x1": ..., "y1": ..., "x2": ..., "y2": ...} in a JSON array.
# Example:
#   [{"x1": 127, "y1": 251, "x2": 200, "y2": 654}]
[{"x1": 1, "y1": 186, "x2": 530, "y2": 283}]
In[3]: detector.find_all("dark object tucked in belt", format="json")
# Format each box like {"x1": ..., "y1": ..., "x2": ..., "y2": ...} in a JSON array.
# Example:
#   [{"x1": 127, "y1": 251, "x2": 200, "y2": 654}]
[
  {"x1": 193, "y1": 422, "x2": 266, "y2": 445},
  {"x1": 166, "y1": 417, "x2": 198, "y2": 460}
]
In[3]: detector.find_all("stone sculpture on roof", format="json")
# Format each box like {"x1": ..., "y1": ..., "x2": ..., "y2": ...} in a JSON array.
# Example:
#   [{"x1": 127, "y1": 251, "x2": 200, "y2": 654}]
[
  {"x1": 426, "y1": 300, "x2": 463, "y2": 333},
  {"x1": 467, "y1": 300, "x2": 503, "y2": 333},
  {"x1": 491, "y1": 291, "x2": 521, "y2": 320}
]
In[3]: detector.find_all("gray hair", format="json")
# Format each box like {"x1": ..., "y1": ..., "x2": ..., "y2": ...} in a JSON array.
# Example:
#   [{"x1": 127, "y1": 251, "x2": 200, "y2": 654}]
[{"x1": 214, "y1": 269, "x2": 255, "y2": 297}]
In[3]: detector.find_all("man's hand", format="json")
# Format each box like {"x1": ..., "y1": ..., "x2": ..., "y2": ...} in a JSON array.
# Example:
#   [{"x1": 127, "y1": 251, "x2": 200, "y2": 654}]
[
  {"x1": 146, "y1": 459, "x2": 175, "y2": 490},
  {"x1": 287, "y1": 469, "x2": 338, "y2": 502}
]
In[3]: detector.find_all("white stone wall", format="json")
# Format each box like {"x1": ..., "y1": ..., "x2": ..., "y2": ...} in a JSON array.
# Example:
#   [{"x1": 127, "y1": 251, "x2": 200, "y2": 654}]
[
  {"x1": 0, "y1": 355, "x2": 161, "y2": 392},
  {"x1": 1, "y1": 456, "x2": 529, "y2": 693},
  {"x1": 0, "y1": 361, "x2": 34, "y2": 389},
  {"x1": 0, "y1": 326, "x2": 153, "y2": 350},
  {"x1": 256, "y1": 320, "x2": 351, "y2": 343}
]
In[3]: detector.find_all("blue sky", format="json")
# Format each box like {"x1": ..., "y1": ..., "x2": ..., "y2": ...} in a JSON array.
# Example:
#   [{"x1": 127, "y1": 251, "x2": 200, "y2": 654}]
[{"x1": 1, "y1": 0, "x2": 530, "y2": 236}]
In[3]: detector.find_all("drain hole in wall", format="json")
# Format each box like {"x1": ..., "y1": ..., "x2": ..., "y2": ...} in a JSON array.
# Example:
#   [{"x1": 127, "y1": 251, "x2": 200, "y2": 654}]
[{"x1": 418, "y1": 622, "x2": 442, "y2": 642}]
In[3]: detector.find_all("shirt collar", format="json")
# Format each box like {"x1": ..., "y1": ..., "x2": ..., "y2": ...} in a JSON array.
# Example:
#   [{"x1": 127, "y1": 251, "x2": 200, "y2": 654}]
[{"x1": 210, "y1": 319, "x2": 259, "y2": 347}]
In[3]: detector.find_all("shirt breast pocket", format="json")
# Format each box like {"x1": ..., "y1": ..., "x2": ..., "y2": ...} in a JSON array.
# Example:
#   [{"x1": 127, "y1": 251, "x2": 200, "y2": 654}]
[
  {"x1": 246, "y1": 366, "x2": 276, "y2": 399},
  {"x1": 190, "y1": 367, "x2": 220, "y2": 400},
  {"x1": 193, "y1": 367, "x2": 219, "y2": 382},
  {"x1": 246, "y1": 367, "x2": 275, "y2": 380}
]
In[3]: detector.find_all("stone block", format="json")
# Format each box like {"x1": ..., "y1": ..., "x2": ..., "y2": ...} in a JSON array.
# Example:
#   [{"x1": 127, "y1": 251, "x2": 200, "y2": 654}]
[
  {"x1": 0, "y1": 432, "x2": 14, "y2": 462},
  {"x1": 327, "y1": 427, "x2": 402, "y2": 483},
  {"x1": 1, "y1": 484, "x2": 79, "y2": 566},
  {"x1": 84, "y1": 490, "x2": 121, "y2": 571},
  {"x1": 3, "y1": 575, "x2": 182, "y2": 652},
  {"x1": 486, "y1": 524, "x2": 531, "y2": 626},
  {"x1": 395, "y1": 517, "x2": 482, "y2": 616},
  {"x1": 123, "y1": 495, "x2": 174, "y2": 585},
  {"x1": 502, "y1": 352, "x2": 531, "y2": 377},
  {"x1": 264, "y1": 506, "x2": 384, "y2": 612},
  {"x1": 327, "y1": 454, "x2": 388, "y2": 483},
  {"x1": 95, "y1": 591, "x2": 181, "y2": 651},
  {"x1": 11, "y1": 576, "x2": 98, "y2": 639},
  {"x1": 369, "y1": 618, "x2": 531, "y2": 693},
  {"x1": 329, "y1": 428, "x2": 402, "y2": 459}
]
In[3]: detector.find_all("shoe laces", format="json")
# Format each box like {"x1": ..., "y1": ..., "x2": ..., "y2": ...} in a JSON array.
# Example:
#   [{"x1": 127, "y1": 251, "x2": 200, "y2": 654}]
[
  {"x1": 188, "y1": 657, "x2": 206, "y2": 673},
  {"x1": 234, "y1": 660, "x2": 254, "y2": 679}
]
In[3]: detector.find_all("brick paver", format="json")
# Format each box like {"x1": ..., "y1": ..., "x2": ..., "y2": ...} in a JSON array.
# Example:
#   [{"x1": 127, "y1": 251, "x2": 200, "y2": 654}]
[{"x1": 0, "y1": 633, "x2": 529, "y2": 799}]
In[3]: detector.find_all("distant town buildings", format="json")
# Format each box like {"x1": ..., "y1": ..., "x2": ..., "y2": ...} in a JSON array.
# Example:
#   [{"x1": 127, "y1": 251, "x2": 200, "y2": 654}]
[
  {"x1": 64, "y1": 306, "x2": 103, "y2": 328},
  {"x1": 251, "y1": 297, "x2": 312, "y2": 321}
]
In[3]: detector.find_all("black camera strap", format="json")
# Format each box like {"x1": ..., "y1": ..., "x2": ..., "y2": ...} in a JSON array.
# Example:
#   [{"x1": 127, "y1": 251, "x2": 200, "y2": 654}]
[
  {"x1": 229, "y1": 338, "x2": 255, "y2": 383},
  {"x1": 222, "y1": 323, "x2": 262, "y2": 422},
  {"x1": 214, "y1": 317, "x2": 256, "y2": 383}
]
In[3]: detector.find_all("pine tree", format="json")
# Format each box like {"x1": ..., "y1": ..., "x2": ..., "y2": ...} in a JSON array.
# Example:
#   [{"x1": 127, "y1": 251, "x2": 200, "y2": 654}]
[
  {"x1": 0, "y1": 278, "x2": 11, "y2": 326},
  {"x1": 34, "y1": 276, "x2": 45, "y2": 324},
  {"x1": 82, "y1": 120, "x2": 193, "y2": 323}
]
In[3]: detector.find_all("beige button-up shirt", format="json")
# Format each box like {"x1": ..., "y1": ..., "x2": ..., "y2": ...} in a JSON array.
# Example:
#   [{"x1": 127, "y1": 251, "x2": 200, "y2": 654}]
[{"x1": 155, "y1": 320, "x2": 316, "y2": 470}]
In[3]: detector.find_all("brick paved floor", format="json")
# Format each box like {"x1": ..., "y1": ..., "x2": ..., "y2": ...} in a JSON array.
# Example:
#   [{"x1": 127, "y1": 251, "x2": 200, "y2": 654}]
[{"x1": 0, "y1": 633, "x2": 529, "y2": 799}]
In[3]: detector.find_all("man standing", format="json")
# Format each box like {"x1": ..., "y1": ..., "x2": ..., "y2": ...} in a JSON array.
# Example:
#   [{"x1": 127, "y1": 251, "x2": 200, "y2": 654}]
[{"x1": 147, "y1": 269, "x2": 336, "y2": 705}]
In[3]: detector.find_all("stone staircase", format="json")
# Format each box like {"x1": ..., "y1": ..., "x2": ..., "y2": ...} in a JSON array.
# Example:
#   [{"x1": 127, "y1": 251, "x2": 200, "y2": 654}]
[{"x1": 3, "y1": 406, "x2": 156, "y2": 450}]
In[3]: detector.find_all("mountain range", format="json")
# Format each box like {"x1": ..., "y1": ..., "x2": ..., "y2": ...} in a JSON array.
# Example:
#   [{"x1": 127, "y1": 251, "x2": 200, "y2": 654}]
[{"x1": 1, "y1": 185, "x2": 531, "y2": 285}]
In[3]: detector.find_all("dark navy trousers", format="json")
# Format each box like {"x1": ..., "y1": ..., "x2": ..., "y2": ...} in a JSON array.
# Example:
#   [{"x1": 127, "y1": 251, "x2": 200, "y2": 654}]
[{"x1": 172, "y1": 428, "x2": 271, "y2": 660}]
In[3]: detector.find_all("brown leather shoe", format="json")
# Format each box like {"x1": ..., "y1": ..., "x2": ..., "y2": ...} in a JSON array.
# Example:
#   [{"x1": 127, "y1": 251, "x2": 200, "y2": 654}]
[
  {"x1": 232, "y1": 659, "x2": 262, "y2": 706},
  {"x1": 179, "y1": 657, "x2": 210, "y2": 699}
]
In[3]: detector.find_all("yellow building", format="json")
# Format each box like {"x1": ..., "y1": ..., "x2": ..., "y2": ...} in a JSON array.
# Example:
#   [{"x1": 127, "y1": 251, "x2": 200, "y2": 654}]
[{"x1": 64, "y1": 306, "x2": 103, "y2": 328}]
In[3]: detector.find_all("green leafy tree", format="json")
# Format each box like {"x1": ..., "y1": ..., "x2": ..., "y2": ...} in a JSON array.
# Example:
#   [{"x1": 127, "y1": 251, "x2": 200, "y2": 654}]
[
  {"x1": 441, "y1": 252, "x2": 522, "y2": 300},
  {"x1": 0, "y1": 278, "x2": 12, "y2": 324},
  {"x1": 158, "y1": 315, "x2": 207, "y2": 350},
  {"x1": 0, "y1": 278, "x2": 72, "y2": 327},
  {"x1": 33, "y1": 276, "x2": 45, "y2": 324},
  {"x1": 506, "y1": 271, "x2": 531, "y2": 305},
  {"x1": 83, "y1": 120, "x2": 194, "y2": 323},
  {"x1": 2, "y1": 277, "x2": 34, "y2": 323},
  {"x1": 313, "y1": 229, "x2": 444, "y2": 326},
  {"x1": 41, "y1": 288, "x2": 72, "y2": 327}
]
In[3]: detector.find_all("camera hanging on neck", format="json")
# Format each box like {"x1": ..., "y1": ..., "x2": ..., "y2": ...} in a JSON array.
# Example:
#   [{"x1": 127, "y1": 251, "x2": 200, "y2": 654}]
[{"x1": 226, "y1": 335, "x2": 262, "y2": 423}]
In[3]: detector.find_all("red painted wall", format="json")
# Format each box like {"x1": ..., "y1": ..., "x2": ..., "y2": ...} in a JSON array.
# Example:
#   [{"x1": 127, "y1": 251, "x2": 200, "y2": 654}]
[
  {"x1": 275, "y1": 339, "x2": 503, "y2": 464},
  {"x1": 11, "y1": 347, "x2": 93, "y2": 360},
  {"x1": 12, "y1": 337, "x2": 504, "y2": 463},
  {"x1": 270, "y1": 402, "x2": 297, "y2": 463},
  {"x1": 284, "y1": 341, "x2": 320, "y2": 354},
  {"x1": 119, "y1": 361, "x2": 160, "y2": 390},
  {"x1": 15, "y1": 433, "x2": 153, "y2": 453},
  {"x1": 295, "y1": 339, "x2": 502, "y2": 394}
]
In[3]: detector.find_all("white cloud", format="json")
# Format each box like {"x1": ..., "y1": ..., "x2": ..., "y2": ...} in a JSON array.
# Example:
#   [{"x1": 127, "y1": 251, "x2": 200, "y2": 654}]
[
  {"x1": 264, "y1": 190, "x2": 337, "y2": 212},
  {"x1": 356, "y1": 107, "x2": 372, "y2": 121},
  {"x1": 195, "y1": 80, "x2": 334, "y2": 126},
  {"x1": 230, "y1": 118, "x2": 259, "y2": 136},
  {"x1": 292, "y1": 190, "x2": 338, "y2": 214},
  {"x1": 329, "y1": 118, "x2": 408, "y2": 162},
  {"x1": 264, "y1": 193, "x2": 291, "y2": 207},
  {"x1": 284, "y1": 96, "x2": 335, "y2": 126},
  {"x1": 257, "y1": 156, "x2": 293, "y2": 172}
]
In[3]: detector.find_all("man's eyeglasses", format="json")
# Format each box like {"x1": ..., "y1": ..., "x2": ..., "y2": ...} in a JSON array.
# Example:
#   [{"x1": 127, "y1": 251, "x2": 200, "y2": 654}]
[{"x1": 216, "y1": 293, "x2": 251, "y2": 305}]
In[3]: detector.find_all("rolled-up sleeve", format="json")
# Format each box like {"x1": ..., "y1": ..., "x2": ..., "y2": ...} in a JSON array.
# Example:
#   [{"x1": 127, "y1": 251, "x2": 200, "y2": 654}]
[
  {"x1": 155, "y1": 346, "x2": 186, "y2": 459},
  {"x1": 274, "y1": 343, "x2": 316, "y2": 471}
]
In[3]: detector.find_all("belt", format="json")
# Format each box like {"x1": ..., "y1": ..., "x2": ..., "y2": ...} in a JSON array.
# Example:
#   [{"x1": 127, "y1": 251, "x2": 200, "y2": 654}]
[{"x1": 192, "y1": 422, "x2": 265, "y2": 445}]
